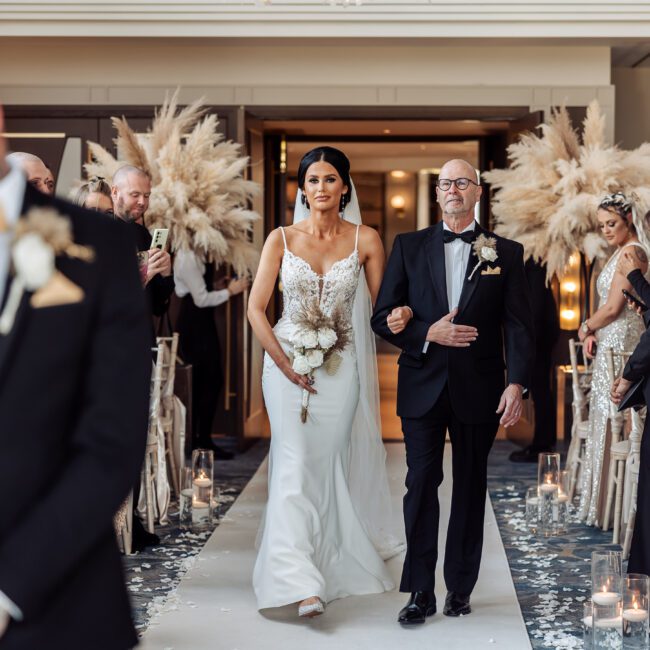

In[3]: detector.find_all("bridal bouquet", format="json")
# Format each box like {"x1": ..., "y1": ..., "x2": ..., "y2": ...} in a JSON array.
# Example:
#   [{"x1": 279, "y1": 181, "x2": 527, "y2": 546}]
[{"x1": 290, "y1": 303, "x2": 350, "y2": 423}]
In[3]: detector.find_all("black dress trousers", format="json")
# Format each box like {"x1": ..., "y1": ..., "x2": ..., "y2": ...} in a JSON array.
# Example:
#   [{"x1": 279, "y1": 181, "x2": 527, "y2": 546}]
[{"x1": 400, "y1": 386, "x2": 499, "y2": 596}]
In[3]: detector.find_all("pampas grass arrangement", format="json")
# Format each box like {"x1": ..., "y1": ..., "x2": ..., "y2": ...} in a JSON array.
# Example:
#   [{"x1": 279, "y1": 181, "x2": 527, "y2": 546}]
[
  {"x1": 85, "y1": 91, "x2": 260, "y2": 277},
  {"x1": 483, "y1": 101, "x2": 650, "y2": 281}
]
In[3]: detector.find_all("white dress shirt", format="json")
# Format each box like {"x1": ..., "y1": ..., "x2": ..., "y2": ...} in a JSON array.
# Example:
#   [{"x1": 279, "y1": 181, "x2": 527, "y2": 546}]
[
  {"x1": 0, "y1": 161, "x2": 26, "y2": 307},
  {"x1": 423, "y1": 221, "x2": 476, "y2": 354},
  {"x1": 0, "y1": 160, "x2": 25, "y2": 622},
  {"x1": 174, "y1": 249, "x2": 230, "y2": 307},
  {"x1": 443, "y1": 220, "x2": 476, "y2": 311}
]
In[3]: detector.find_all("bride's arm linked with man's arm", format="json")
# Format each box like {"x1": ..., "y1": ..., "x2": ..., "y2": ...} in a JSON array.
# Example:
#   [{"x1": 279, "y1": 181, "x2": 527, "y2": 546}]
[{"x1": 370, "y1": 234, "x2": 477, "y2": 355}]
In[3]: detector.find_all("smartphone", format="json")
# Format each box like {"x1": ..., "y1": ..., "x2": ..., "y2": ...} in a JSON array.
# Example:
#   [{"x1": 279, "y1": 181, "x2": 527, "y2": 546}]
[
  {"x1": 151, "y1": 228, "x2": 169, "y2": 251},
  {"x1": 622, "y1": 289, "x2": 648, "y2": 313}
]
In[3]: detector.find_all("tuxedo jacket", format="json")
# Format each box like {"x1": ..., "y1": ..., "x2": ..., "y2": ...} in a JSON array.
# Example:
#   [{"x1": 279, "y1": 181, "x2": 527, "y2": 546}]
[
  {"x1": 371, "y1": 222, "x2": 534, "y2": 423},
  {"x1": 0, "y1": 184, "x2": 151, "y2": 650}
]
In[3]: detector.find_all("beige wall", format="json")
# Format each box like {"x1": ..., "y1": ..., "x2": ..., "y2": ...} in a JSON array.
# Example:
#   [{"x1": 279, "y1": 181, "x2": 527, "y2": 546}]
[
  {"x1": 612, "y1": 67, "x2": 650, "y2": 150},
  {"x1": 0, "y1": 39, "x2": 609, "y2": 89}
]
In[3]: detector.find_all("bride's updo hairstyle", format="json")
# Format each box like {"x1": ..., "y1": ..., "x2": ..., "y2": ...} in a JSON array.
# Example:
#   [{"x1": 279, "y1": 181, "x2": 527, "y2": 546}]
[
  {"x1": 599, "y1": 192, "x2": 635, "y2": 232},
  {"x1": 297, "y1": 146, "x2": 353, "y2": 212}
]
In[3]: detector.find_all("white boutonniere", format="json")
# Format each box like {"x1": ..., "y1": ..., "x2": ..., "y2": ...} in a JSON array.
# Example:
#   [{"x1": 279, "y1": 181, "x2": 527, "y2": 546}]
[
  {"x1": 0, "y1": 207, "x2": 94, "y2": 334},
  {"x1": 468, "y1": 234, "x2": 498, "y2": 281}
]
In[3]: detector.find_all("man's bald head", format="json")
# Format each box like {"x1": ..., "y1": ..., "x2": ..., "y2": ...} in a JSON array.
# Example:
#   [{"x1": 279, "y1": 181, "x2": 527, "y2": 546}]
[
  {"x1": 8, "y1": 151, "x2": 55, "y2": 195},
  {"x1": 436, "y1": 158, "x2": 482, "y2": 226},
  {"x1": 439, "y1": 159, "x2": 479, "y2": 184},
  {"x1": 111, "y1": 165, "x2": 151, "y2": 223}
]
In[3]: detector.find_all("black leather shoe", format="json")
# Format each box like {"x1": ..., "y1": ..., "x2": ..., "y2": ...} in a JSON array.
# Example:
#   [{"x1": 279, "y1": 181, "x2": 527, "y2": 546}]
[
  {"x1": 131, "y1": 515, "x2": 160, "y2": 552},
  {"x1": 397, "y1": 591, "x2": 436, "y2": 625},
  {"x1": 443, "y1": 591, "x2": 471, "y2": 617},
  {"x1": 509, "y1": 445, "x2": 553, "y2": 463}
]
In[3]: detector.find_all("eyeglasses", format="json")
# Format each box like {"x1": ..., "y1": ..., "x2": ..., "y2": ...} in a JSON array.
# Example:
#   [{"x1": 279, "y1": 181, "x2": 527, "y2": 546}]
[{"x1": 436, "y1": 178, "x2": 479, "y2": 191}]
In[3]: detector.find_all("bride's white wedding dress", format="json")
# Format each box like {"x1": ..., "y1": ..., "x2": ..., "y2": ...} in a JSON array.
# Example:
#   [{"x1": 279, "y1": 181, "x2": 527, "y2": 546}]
[{"x1": 253, "y1": 224, "x2": 395, "y2": 610}]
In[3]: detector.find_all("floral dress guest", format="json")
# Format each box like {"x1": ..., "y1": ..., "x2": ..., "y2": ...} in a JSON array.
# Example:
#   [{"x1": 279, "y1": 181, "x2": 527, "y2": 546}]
[{"x1": 578, "y1": 193, "x2": 648, "y2": 526}]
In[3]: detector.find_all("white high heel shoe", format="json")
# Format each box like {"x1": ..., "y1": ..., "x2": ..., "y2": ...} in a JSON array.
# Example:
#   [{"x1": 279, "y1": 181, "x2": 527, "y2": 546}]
[{"x1": 298, "y1": 597, "x2": 325, "y2": 618}]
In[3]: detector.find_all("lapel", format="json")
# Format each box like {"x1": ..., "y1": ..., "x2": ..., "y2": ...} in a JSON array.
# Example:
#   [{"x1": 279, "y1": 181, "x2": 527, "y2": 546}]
[
  {"x1": 424, "y1": 222, "x2": 449, "y2": 311},
  {"x1": 456, "y1": 222, "x2": 487, "y2": 317},
  {"x1": 0, "y1": 184, "x2": 40, "y2": 384}
]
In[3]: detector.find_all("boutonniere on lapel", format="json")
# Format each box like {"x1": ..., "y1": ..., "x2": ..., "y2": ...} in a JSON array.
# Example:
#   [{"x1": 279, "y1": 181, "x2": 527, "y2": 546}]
[
  {"x1": 0, "y1": 208, "x2": 95, "y2": 334},
  {"x1": 468, "y1": 234, "x2": 498, "y2": 281}
]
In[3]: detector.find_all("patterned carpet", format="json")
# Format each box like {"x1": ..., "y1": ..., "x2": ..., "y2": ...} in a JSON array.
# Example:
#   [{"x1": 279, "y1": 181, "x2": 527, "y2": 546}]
[{"x1": 126, "y1": 438, "x2": 616, "y2": 649}]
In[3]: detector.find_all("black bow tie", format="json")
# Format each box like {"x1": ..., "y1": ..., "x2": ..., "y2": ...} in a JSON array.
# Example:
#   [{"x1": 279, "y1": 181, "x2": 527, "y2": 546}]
[{"x1": 443, "y1": 230, "x2": 476, "y2": 244}]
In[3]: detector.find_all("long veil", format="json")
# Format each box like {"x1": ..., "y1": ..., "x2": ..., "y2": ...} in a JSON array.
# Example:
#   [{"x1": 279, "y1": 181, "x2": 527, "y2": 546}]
[{"x1": 294, "y1": 181, "x2": 405, "y2": 559}]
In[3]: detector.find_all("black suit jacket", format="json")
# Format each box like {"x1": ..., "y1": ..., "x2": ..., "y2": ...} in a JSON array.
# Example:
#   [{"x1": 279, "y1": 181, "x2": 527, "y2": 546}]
[
  {"x1": 371, "y1": 222, "x2": 534, "y2": 423},
  {"x1": 0, "y1": 184, "x2": 151, "y2": 650}
]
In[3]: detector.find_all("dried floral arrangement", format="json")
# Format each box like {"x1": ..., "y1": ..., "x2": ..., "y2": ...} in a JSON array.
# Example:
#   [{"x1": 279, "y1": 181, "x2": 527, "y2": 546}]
[
  {"x1": 483, "y1": 101, "x2": 650, "y2": 281},
  {"x1": 84, "y1": 90, "x2": 260, "y2": 276},
  {"x1": 289, "y1": 302, "x2": 351, "y2": 423}
]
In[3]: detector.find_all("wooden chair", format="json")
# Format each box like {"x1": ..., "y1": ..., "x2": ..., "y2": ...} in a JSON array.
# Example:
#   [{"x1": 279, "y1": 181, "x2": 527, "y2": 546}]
[
  {"x1": 114, "y1": 491, "x2": 134, "y2": 555},
  {"x1": 601, "y1": 348, "x2": 632, "y2": 543},
  {"x1": 140, "y1": 345, "x2": 165, "y2": 533},
  {"x1": 156, "y1": 333, "x2": 181, "y2": 496},
  {"x1": 623, "y1": 407, "x2": 645, "y2": 558},
  {"x1": 566, "y1": 339, "x2": 592, "y2": 500}
]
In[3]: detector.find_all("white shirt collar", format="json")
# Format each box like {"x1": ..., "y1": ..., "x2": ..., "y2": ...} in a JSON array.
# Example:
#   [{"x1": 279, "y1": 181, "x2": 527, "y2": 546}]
[
  {"x1": 442, "y1": 220, "x2": 476, "y2": 234},
  {"x1": 0, "y1": 159, "x2": 27, "y2": 226}
]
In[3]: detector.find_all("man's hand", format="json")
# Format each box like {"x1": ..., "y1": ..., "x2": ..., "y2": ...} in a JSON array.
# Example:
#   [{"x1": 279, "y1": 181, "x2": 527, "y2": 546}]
[
  {"x1": 496, "y1": 383, "x2": 523, "y2": 428},
  {"x1": 619, "y1": 249, "x2": 644, "y2": 277},
  {"x1": 610, "y1": 376, "x2": 632, "y2": 405},
  {"x1": 425, "y1": 308, "x2": 478, "y2": 347},
  {"x1": 145, "y1": 249, "x2": 172, "y2": 284},
  {"x1": 227, "y1": 277, "x2": 249, "y2": 297},
  {"x1": 0, "y1": 609, "x2": 9, "y2": 640},
  {"x1": 387, "y1": 306, "x2": 413, "y2": 334}
]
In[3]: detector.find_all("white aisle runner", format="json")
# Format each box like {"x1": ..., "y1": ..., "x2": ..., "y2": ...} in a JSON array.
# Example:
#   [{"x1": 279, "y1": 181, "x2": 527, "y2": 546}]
[{"x1": 141, "y1": 443, "x2": 530, "y2": 650}]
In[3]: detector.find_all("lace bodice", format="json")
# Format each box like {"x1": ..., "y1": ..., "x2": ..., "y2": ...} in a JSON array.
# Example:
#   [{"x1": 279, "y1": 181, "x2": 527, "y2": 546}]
[
  {"x1": 274, "y1": 226, "x2": 361, "y2": 344},
  {"x1": 596, "y1": 243, "x2": 647, "y2": 350}
]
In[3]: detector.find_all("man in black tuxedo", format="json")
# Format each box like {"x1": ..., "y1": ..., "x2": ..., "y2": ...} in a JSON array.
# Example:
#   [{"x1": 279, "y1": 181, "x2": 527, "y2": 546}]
[
  {"x1": 0, "y1": 106, "x2": 151, "y2": 649},
  {"x1": 371, "y1": 159, "x2": 534, "y2": 625}
]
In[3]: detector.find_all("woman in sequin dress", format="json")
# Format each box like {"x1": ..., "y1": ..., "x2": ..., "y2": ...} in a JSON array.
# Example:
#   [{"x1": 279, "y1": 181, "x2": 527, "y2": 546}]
[{"x1": 577, "y1": 193, "x2": 648, "y2": 526}]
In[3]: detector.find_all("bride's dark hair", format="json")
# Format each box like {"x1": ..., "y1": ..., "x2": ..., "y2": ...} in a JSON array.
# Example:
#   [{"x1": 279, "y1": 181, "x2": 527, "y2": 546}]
[{"x1": 297, "y1": 146, "x2": 352, "y2": 211}]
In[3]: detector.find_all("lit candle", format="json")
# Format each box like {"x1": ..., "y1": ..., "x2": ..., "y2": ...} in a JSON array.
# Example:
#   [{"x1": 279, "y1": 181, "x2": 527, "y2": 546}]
[
  {"x1": 539, "y1": 482, "x2": 557, "y2": 494},
  {"x1": 623, "y1": 599, "x2": 648, "y2": 622},
  {"x1": 193, "y1": 471, "x2": 212, "y2": 488},
  {"x1": 594, "y1": 615, "x2": 622, "y2": 628},
  {"x1": 593, "y1": 586, "x2": 621, "y2": 606},
  {"x1": 192, "y1": 499, "x2": 210, "y2": 510},
  {"x1": 558, "y1": 493, "x2": 569, "y2": 503}
]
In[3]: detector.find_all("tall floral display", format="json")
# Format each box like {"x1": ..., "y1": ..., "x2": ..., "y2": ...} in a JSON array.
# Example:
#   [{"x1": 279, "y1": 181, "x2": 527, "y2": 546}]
[
  {"x1": 85, "y1": 91, "x2": 260, "y2": 276},
  {"x1": 483, "y1": 101, "x2": 650, "y2": 283}
]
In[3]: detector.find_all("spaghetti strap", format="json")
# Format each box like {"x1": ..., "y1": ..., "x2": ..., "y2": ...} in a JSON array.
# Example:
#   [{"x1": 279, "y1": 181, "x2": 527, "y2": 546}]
[
  {"x1": 279, "y1": 226, "x2": 288, "y2": 250},
  {"x1": 354, "y1": 224, "x2": 360, "y2": 252}
]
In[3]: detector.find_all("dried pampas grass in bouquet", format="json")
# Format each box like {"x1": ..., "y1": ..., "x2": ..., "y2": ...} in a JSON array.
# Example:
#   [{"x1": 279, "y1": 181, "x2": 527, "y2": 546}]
[
  {"x1": 85, "y1": 89, "x2": 260, "y2": 277},
  {"x1": 484, "y1": 100, "x2": 650, "y2": 283}
]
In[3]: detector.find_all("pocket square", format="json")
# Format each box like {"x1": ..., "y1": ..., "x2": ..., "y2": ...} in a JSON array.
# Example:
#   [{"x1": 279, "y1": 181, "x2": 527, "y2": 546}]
[
  {"x1": 30, "y1": 270, "x2": 84, "y2": 308},
  {"x1": 481, "y1": 266, "x2": 501, "y2": 276}
]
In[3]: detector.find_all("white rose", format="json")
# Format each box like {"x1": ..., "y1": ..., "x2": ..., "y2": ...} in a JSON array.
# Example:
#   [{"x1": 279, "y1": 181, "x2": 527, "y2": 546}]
[
  {"x1": 317, "y1": 327, "x2": 337, "y2": 349},
  {"x1": 298, "y1": 329, "x2": 318, "y2": 349},
  {"x1": 292, "y1": 354, "x2": 311, "y2": 375},
  {"x1": 305, "y1": 348, "x2": 324, "y2": 369},
  {"x1": 481, "y1": 246, "x2": 497, "y2": 262},
  {"x1": 13, "y1": 233, "x2": 55, "y2": 290}
]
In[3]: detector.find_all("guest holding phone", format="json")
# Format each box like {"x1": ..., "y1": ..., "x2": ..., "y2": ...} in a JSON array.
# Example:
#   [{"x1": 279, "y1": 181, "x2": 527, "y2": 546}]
[
  {"x1": 174, "y1": 249, "x2": 248, "y2": 459},
  {"x1": 577, "y1": 193, "x2": 649, "y2": 527},
  {"x1": 111, "y1": 165, "x2": 174, "y2": 317}
]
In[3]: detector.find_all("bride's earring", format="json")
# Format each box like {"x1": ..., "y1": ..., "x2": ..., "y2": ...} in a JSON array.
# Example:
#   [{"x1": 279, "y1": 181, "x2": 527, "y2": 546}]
[
  {"x1": 340, "y1": 195, "x2": 347, "y2": 212},
  {"x1": 301, "y1": 194, "x2": 310, "y2": 210}
]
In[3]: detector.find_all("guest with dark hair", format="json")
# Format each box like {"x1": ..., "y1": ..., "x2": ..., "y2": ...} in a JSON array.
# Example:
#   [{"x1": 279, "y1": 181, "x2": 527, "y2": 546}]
[{"x1": 72, "y1": 176, "x2": 113, "y2": 215}]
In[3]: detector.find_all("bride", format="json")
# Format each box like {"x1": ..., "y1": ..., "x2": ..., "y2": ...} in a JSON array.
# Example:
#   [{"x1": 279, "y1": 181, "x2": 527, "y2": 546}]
[{"x1": 247, "y1": 146, "x2": 405, "y2": 617}]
